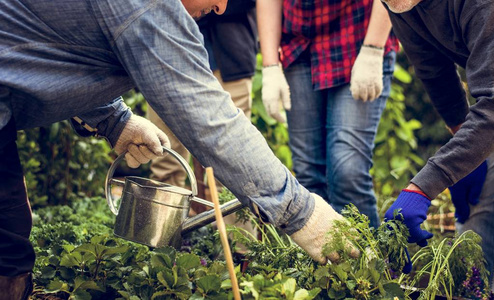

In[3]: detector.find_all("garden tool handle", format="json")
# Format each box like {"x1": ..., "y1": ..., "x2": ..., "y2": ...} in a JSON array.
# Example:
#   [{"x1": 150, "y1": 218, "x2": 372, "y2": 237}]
[
  {"x1": 205, "y1": 167, "x2": 241, "y2": 300},
  {"x1": 105, "y1": 146, "x2": 198, "y2": 215}
]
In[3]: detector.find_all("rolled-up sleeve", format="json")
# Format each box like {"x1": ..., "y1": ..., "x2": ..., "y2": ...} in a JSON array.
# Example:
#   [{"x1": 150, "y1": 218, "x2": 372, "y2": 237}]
[
  {"x1": 73, "y1": 97, "x2": 132, "y2": 147},
  {"x1": 92, "y1": 0, "x2": 313, "y2": 234}
]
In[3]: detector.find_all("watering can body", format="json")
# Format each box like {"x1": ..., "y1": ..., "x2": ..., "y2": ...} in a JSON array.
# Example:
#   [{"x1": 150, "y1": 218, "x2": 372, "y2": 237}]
[{"x1": 106, "y1": 147, "x2": 244, "y2": 248}]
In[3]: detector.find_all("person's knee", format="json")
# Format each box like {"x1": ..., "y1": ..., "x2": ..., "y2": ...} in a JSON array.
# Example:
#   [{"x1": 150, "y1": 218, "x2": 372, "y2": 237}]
[
  {"x1": 331, "y1": 152, "x2": 372, "y2": 185},
  {"x1": 329, "y1": 152, "x2": 376, "y2": 209}
]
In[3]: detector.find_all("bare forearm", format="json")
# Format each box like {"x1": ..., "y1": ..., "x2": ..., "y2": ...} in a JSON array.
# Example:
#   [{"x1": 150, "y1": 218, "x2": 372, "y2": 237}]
[
  {"x1": 257, "y1": 0, "x2": 283, "y2": 66},
  {"x1": 363, "y1": 0, "x2": 393, "y2": 48}
]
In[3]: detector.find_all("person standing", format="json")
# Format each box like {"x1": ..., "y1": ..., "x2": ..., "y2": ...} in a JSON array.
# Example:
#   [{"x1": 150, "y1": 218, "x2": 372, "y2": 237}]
[{"x1": 257, "y1": 0, "x2": 399, "y2": 228}]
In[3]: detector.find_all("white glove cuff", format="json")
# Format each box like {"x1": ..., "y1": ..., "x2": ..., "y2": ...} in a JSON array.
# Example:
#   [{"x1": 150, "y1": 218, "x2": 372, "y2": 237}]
[{"x1": 359, "y1": 45, "x2": 385, "y2": 58}]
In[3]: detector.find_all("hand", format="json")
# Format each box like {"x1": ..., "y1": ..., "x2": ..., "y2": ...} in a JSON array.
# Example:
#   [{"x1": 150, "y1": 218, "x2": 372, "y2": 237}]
[
  {"x1": 384, "y1": 189, "x2": 433, "y2": 247},
  {"x1": 290, "y1": 193, "x2": 360, "y2": 264},
  {"x1": 115, "y1": 115, "x2": 171, "y2": 168},
  {"x1": 261, "y1": 65, "x2": 291, "y2": 123},
  {"x1": 449, "y1": 160, "x2": 488, "y2": 223},
  {"x1": 350, "y1": 45, "x2": 384, "y2": 102}
]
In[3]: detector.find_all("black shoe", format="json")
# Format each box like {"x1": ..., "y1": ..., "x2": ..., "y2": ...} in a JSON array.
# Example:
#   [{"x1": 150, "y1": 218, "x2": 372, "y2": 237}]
[{"x1": 0, "y1": 272, "x2": 33, "y2": 300}]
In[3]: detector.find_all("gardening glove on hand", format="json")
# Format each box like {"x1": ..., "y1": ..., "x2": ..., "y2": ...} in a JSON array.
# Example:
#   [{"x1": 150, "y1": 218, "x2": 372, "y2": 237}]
[
  {"x1": 350, "y1": 45, "x2": 384, "y2": 102},
  {"x1": 449, "y1": 160, "x2": 488, "y2": 224},
  {"x1": 262, "y1": 64, "x2": 291, "y2": 123},
  {"x1": 385, "y1": 189, "x2": 433, "y2": 247},
  {"x1": 290, "y1": 193, "x2": 360, "y2": 264},
  {"x1": 115, "y1": 115, "x2": 171, "y2": 168}
]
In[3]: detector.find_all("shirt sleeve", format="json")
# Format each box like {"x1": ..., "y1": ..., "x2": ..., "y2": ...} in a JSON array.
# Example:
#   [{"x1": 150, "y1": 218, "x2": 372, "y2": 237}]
[
  {"x1": 71, "y1": 97, "x2": 132, "y2": 147},
  {"x1": 389, "y1": 13, "x2": 468, "y2": 128},
  {"x1": 389, "y1": 11, "x2": 494, "y2": 198},
  {"x1": 91, "y1": 0, "x2": 313, "y2": 234}
]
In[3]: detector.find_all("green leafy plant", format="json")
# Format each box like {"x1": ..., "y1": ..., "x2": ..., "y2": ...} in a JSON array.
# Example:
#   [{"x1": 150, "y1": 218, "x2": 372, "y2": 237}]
[
  {"x1": 240, "y1": 273, "x2": 321, "y2": 300},
  {"x1": 17, "y1": 122, "x2": 112, "y2": 207},
  {"x1": 228, "y1": 203, "x2": 411, "y2": 299},
  {"x1": 372, "y1": 63, "x2": 424, "y2": 196},
  {"x1": 402, "y1": 230, "x2": 490, "y2": 300},
  {"x1": 318, "y1": 205, "x2": 410, "y2": 299},
  {"x1": 30, "y1": 197, "x2": 493, "y2": 299}
]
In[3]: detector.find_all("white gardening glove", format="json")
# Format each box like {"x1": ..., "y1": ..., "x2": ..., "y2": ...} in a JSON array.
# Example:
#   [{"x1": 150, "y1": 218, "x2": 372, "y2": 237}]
[
  {"x1": 290, "y1": 193, "x2": 360, "y2": 264},
  {"x1": 262, "y1": 65, "x2": 291, "y2": 123},
  {"x1": 115, "y1": 114, "x2": 171, "y2": 168},
  {"x1": 350, "y1": 45, "x2": 384, "y2": 102}
]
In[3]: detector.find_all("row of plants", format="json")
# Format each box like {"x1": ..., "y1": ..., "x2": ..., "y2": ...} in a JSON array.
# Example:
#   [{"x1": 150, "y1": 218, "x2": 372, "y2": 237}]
[{"x1": 30, "y1": 192, "x2": 490, "y2": 300}]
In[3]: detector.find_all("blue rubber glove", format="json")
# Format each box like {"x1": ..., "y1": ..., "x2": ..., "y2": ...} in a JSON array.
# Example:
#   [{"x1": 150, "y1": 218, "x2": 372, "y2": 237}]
[
  {"x1": 385, "y1": 190, "x2": 433, "y2": 247},
  {"x1": 449, "y1": 161, "x2": 488, "y2": 224}
]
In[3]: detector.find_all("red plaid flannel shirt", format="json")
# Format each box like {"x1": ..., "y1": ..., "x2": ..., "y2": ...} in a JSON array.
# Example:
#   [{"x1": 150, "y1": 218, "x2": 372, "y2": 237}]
[{"x1": 281, "y1": 0, "x2": 399, "y2": 90}]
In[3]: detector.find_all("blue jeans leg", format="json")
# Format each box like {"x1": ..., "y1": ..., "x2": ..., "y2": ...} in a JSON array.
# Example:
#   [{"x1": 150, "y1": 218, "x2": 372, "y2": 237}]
[
  {"x1": 285, "y1": 52, "x2": 395, "y2": 228},
  {"x1": 325, "y1": 81, "x2": 388, "y2": 228},
  {"x1": 456, "y1": 151, "x2": 494, "y2": 290},
  {"x1": 285, "y1": 57, "x2": 328, "y2": 200}
]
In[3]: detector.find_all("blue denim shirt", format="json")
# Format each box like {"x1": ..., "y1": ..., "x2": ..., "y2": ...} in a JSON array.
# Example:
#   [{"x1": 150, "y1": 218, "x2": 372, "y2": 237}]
[{"x1": 0, "y1": 0, "x2": 313, "y2": 234}]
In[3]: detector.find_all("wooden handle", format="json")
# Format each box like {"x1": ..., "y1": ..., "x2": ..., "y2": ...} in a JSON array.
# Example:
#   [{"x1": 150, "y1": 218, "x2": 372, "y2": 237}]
[{"x1": 205, "y1": 167, "x2": 241, "y2": 300}]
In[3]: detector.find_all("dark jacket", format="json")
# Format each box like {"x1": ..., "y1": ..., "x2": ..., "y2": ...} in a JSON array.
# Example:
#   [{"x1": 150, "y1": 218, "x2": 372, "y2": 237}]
[
  {"x1": 197, "y1": 0, "x2": 258, "y2": 82},
  {"x1": 386, "y1": 0, "x2": 494, "y2": 199}
]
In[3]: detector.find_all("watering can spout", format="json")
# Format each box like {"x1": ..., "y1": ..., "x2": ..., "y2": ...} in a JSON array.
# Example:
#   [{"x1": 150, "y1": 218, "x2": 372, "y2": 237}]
[{"x1": 182, "y1": 198, "x2": 244, "y2": 235}]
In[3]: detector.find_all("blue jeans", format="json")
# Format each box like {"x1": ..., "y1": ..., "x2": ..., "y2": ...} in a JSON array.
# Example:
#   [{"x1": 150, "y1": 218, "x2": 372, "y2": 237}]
[
  {"x1": 285, "y1": 51, "x2": 396, "y2": 228},
  {"x1": 456, "y1": 151, "x2": 494, "y2": 290}
]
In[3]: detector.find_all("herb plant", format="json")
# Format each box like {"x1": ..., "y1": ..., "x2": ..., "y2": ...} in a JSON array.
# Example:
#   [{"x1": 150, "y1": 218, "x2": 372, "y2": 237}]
[{"x1": 403, "y1": 230, "x2": 490, "y2": 300}]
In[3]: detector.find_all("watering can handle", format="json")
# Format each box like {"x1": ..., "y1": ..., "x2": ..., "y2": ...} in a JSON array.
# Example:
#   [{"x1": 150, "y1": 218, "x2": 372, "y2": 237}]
[{"x1": 105, "y1": 146, "x2": 198, "y2": 215}]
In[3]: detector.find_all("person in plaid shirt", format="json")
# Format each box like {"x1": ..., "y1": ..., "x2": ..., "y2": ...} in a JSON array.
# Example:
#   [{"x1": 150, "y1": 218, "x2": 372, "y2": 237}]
[{"x1": 257, "y1": 0, "x2": 399, "y2": 228}]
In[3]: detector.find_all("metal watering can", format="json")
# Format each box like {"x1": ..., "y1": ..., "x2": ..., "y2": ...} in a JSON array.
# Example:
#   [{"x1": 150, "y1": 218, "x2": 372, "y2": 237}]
[{"x1": 105, "y1": 147, "x2": 244, "y2": 249}]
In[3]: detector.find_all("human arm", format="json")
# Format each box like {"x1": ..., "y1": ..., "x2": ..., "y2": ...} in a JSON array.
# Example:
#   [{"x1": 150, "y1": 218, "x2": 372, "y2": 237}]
[
  {"x1": 406, "y1": 6, "x2": 494, "y2": 199},
  {"x1": 383, "y1": 6, "x2": 494, "y2": 247},
  {"x1": 426, "y1": 4, "x2": 494, "y2": 221},
  {"x1": 88, "y1": 0, "x2": 362, "y2": 263},
  {"x1": 363, "y1": 0, "x2": 393, "y2": 49},
  {"x1": 70, "y1": 97, "x2": 170, "y2": 168},
  {"x1": 70, "y1": 97, "x2": 131, "y2": 146},
  {"x1": 386, "y1": 11, "x2": 490, "y2": 199},
  {"x1": 256, "y1": 0, "x2": 291, "y2": 122},
  {"x1": 257, "y1": 0, "x2": 282, "y2": 67},
  {"x1": 92, "y1": 0, "x2": 310, "y2": 232},
  {"x1": 350, "y1": 0, "x2": 393, "y2": 101}
]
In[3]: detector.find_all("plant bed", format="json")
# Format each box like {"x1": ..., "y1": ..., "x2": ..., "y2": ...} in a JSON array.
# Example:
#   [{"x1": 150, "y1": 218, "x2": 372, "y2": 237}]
[{"x1": 29, "y1": 195, "x2": 492, "y2": 300}]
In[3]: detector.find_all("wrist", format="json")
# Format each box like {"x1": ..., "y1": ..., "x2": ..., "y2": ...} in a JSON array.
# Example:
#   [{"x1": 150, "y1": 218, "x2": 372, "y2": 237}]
[
  {"x1": 403, "y1": 184, "x2": 431, "y2": 200},
  {"x1": 362, "y1": 44, "x2": 384, "y2": 50},
  {"x1": 358, "y1": 45, "x2": 385, "y2": 59},
  {"x1": 262, "y1": 63, "x2": 280, "y2": 69},
  {"x1": 447, "y1": 123, "x2": 463, "y2": 135},
  {"x1": 108, "y1": 109, "x2": 133, "y2": 148}
]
